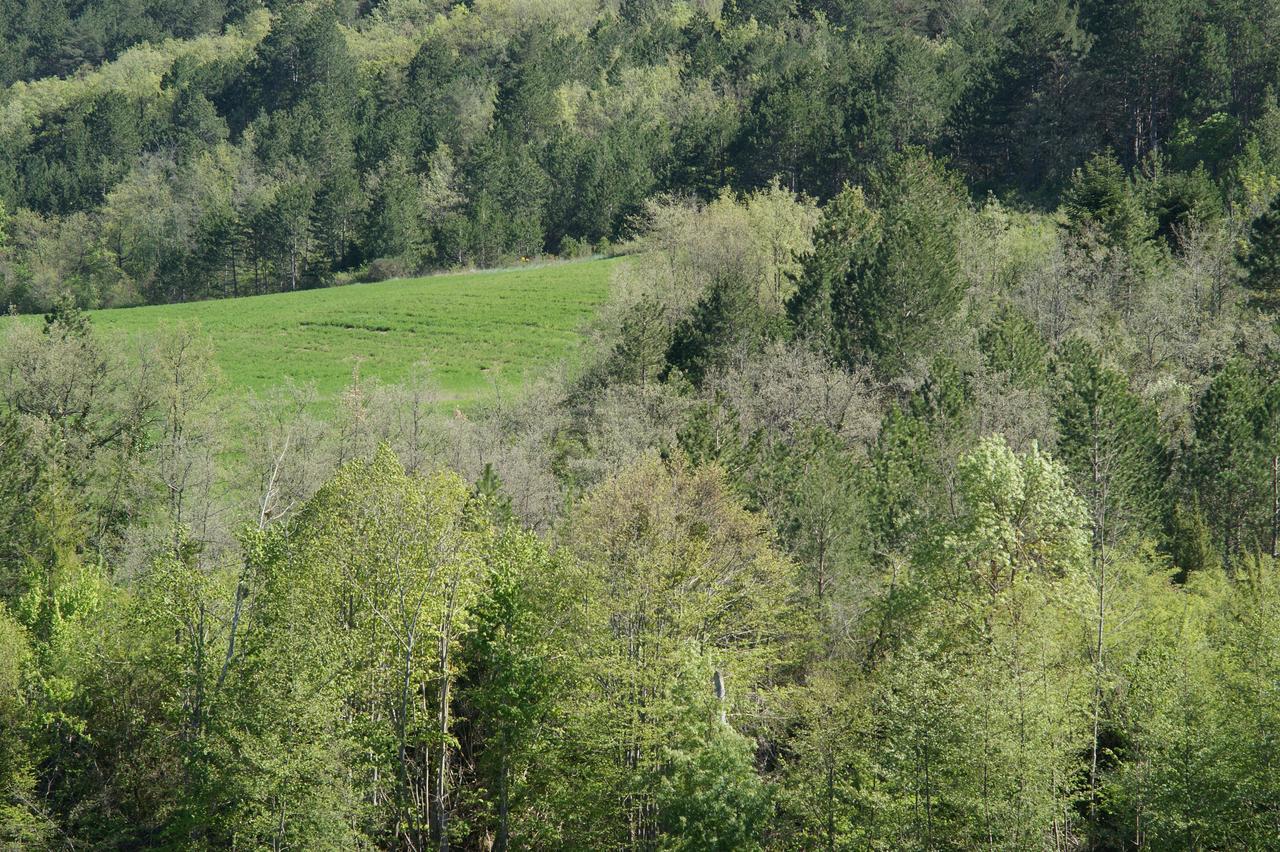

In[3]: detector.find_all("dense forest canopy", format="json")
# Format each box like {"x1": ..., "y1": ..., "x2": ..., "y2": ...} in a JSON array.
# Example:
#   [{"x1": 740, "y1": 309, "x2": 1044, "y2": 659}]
[
  {"x1": 2, "y1": 0, "x2": 1280, "y2": 307},
  {"x1": 3, "y1": 0, "x2": 1280, "y2": 849}
]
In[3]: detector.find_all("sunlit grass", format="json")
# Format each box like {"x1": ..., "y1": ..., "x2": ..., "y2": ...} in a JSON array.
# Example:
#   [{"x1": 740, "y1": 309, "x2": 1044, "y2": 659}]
[{"x1": 86, "y1": 257, "x2": 617, "y2": 413}]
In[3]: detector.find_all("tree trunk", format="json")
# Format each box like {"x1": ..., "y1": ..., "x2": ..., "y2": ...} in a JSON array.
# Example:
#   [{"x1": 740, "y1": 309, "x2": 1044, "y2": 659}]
[
  {"x1": 399, "y1": 630, "x2": 420, "y2": 848},
  {"x1": 826, "y1": 758, "x2": 836, "y2": 852},
  {"x1": 435, "y1": 627, "x2": 451, "y2": 851},
  {"x1": 1271, "y1": 454, "x2": 1278, "y2": 560},
  {"x1": 496, "y1": 749, "x2": 509, "y2": 852},
  {"x1": 1088, "y1": 413, "x2": 1108, "y2": 827},
  {"x1": 230, "y1": 243, "x2": 240, "y2": 299}
]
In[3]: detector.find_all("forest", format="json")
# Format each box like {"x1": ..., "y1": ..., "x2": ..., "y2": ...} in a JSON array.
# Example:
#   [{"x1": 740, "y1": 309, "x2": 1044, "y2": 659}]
[{"x1": 3, "y1": 0, "x2": 1280, "y2": 849}]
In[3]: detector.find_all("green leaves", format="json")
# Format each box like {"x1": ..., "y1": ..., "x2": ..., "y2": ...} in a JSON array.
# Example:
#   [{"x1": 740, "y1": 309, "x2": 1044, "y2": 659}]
[
  {"x1": 654, "y1": 650, "x2": 772, "y2": 852},
  {"x1": 554, "y1": 453, "x2": 803, "y2": 847},
  {"x1": 946, "y1": 435, "x2": 1089, "y2": 591}
]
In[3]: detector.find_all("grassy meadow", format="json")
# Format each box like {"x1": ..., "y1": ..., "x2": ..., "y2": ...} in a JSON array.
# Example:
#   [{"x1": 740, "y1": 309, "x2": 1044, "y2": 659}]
[{"x1": 86, "y1": 258, "x2": 618, "y2": 413}]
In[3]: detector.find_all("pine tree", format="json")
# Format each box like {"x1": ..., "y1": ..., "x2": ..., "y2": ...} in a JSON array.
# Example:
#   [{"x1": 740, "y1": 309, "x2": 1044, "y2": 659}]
[
  {"x1": 1240, "y1": 190, "x2": 1280, "y2": 307},
  {"x1": 666, "y1": 270, "x2": 781, "y2": 386},
  {"x1": 1184, "y1": 361, "x2": 1268, "y2": 564},
  {"x1": 1051, "y1": 340, "x2": 1167, "y2": 816},
  {"x1": 1062, "y1": 151, "x2": 1155, "y2": 257},
  {"x1": 979, "y1": 303, "x2": 1050, "y2": 389},
  {"x1": 786, "y1": 184, "x2": 879, "y2": 356},
  {"x1": 1052, "y1": 340, "x2": 1167, "y2": 558},
  {"x1": 788, "y1": 151, "x2": 966, "y2": 378},
  {"x1": 847, "y1": 150, "x2": 967, "y2": 377}
]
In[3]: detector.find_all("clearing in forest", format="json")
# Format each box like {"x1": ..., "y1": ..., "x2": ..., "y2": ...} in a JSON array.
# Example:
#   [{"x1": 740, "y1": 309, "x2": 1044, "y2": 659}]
[{"x1": 85, "y1": 258, "x2": 618, "y2": 413}]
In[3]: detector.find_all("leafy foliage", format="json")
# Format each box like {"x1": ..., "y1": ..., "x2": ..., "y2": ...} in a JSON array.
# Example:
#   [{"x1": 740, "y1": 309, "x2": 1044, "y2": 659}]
[{"x1": 5, "y1": 1, "x2": 1280, "y2": 848}]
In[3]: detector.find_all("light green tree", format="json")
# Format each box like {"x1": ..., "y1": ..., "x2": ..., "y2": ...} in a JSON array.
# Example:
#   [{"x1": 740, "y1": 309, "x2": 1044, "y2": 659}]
[
  {"x1": 867, "y1": 436, "x2": 1092, "y2": 849},
  {"x1": 0, "y1": 604, "x2": 47, "y2": 846},
  {"x1": 460, "y1": 525, "x2": 573, "y2": 851},
  {"x1": 555, "y1": 453, "x2": 804, "y2": 848},
  {"x1": 206, "y1": 448, "x2": 492, "y2": 848}
]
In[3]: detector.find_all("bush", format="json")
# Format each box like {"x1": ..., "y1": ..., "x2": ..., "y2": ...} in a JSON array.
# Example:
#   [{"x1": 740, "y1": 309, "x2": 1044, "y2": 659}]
[
  {"x1": 559, "y1": 235, "x2": 592, "y2": 259},
  {"x1": 362, "y1": 257, "x2": 412, "y2": 283}
]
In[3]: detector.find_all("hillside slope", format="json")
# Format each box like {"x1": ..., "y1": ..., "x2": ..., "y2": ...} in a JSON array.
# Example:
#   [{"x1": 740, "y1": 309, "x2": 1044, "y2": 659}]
[{"x1": 87, "y1": 257, "x2": 616, "y2": 409}]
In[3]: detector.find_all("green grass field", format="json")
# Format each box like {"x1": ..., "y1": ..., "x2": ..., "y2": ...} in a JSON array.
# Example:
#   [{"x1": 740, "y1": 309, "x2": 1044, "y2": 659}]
[{"x1": 88, "y1": 258, "x2": 618, "y2": 410}]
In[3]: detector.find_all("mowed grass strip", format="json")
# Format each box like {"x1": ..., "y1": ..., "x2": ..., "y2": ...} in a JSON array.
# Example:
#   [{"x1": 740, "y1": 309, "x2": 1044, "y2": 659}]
[{"x1": 83, "y1": 258, "x2": 618, "y2": 410}]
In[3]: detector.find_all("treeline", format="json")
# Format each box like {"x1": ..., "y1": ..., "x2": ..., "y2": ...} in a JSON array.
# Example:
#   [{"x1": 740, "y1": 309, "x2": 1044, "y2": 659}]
[
  {"x1": 0, "y1": 0, "x2": 239, "y2": 84},
  {"x1": 3, "y1": 132, "x2": 1280, "y2": 847},
  {"x1": 5, "y1": 0, "x2": 1280, "y2": 309}
]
